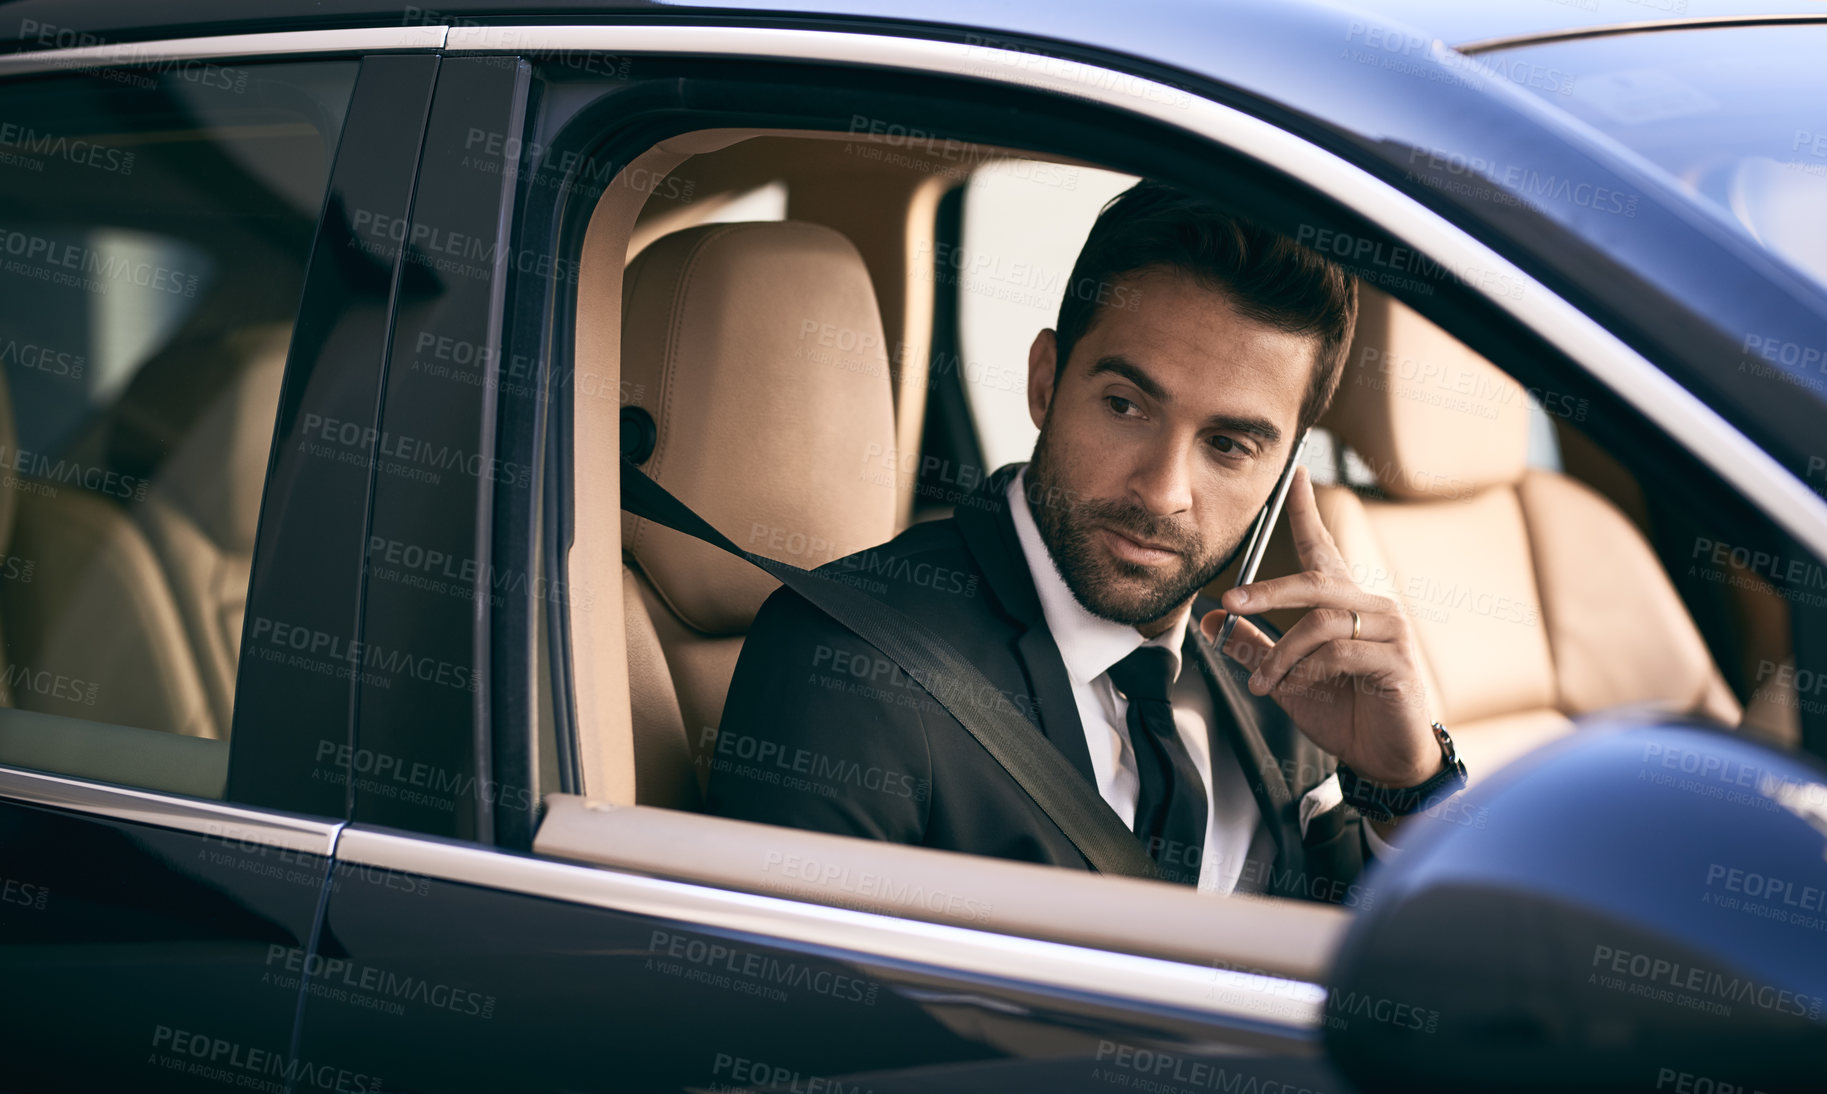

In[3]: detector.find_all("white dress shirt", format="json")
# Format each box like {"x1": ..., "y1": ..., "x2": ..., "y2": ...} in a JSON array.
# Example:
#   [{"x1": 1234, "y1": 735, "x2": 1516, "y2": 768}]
[{"x1": 1005, "y1": 469, "x2": 1389, "y2": 893}]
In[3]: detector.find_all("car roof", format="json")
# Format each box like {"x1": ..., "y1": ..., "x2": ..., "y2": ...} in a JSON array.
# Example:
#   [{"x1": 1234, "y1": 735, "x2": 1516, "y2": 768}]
[
  {"x1": 0, "y1": 0, "x2": 1820, "y2": 53},
  {"x1": 1320, "y1": 0, "x2": 1827, "y2": 51}
]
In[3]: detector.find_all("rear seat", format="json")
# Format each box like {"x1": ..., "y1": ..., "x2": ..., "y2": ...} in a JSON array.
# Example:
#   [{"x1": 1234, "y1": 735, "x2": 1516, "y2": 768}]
[
  {"x1": 0, "y1": 361, "x2": 215, "y2": 737},
  {"x1": 616, "y1": 221, "x2": 901, "y2": 808},
  {"x1": 130, "y1": 325, "x2": 290, "y2": 737}
]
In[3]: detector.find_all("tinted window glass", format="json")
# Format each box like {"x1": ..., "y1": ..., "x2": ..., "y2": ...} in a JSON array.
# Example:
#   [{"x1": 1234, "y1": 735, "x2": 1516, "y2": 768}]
[{"x1": 0, "y1": 59, "x2": 357, "y2": 797}]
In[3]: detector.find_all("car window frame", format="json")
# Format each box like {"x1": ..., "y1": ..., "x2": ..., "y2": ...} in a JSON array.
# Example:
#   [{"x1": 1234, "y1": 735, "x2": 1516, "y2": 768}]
[
  {"x1": 441, "y1": 22, "x2": 1827, "y2": 1013},
  {"x1": 224, "y1": 51, "x2": 445, "y2": 819},
  {"x1": 0, "y1": 44, "x2": 433, "y2": 815}
]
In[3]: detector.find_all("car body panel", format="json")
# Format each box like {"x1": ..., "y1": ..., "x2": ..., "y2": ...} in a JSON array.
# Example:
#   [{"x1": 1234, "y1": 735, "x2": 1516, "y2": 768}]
[
  {"x1": 0, "y1": 770, "x2": 341, "y2": 1093},
  {"x1": 228, "y1": 53, "x2": 442, "y2": 818},
  {"x1": 294, "y1": 824, "x2": 1341, "y2": 1093},
  {"x1": 344, "y1": 54, "x2": 527, "y2": 844}
]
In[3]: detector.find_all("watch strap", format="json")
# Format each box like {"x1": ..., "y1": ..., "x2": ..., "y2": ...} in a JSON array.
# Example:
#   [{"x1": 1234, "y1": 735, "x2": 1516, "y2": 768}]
[{"x1": 1337, "y1": 722, "x2": 1468, "y2": 823}]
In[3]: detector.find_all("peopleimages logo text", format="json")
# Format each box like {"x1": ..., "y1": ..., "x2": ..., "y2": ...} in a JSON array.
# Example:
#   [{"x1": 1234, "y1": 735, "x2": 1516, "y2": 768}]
[
  {"x1": 1592, "y1": 944, "x2": 1823, "y2": 1019},
  {"x1": 0, "y1": 443, "x2": 146, "y2": 500},
  {"x1": 0, "y1": 225, "x2": 200, "y2": 296},
  {"x1": 150, "y1": 1026, "x2": 382, "y2": 1093},
  {"x1": 299, "y1": 413, "x2": 533, "y2": 488},
  {"x1": 313, "y1": 739, "x2": 534, "y2": 813},
  {"x1": 266, "y1": 945, "x2": 496, "y2": 1018},
  {"x1": 0, "y1": 122, "x2": 134, "y2": 174},
  {"x1": 249, "y1": 616, "x2": 480, "y2": 694},
  {"x1": 1294, "y1": 225, "x2": 1525, "y2": 299}
]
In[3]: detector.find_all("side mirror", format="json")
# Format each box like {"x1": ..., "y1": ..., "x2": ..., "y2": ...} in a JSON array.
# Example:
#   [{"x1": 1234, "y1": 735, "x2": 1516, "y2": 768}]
[{"x1": 1325, "y1": 718, "x2": 1827, "y2": 1094}]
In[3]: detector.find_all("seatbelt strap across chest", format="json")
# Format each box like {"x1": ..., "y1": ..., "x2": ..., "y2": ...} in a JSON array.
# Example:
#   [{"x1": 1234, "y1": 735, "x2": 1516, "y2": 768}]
[{"x1": 619, "y1": 457, "x2": 1160, "y2": 881}]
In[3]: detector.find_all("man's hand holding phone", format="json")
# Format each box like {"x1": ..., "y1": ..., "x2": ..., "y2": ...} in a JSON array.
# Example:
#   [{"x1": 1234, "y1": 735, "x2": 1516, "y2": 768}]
[{"x1": 1198, "y1": 464, "x2": 1441, "y2": 793}]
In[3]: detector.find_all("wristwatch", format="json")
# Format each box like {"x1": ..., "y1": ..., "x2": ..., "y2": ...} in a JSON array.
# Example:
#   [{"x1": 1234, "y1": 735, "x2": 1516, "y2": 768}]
[{"x1": 1336, "y1": 722, "x2": 1469, "y2": 823}]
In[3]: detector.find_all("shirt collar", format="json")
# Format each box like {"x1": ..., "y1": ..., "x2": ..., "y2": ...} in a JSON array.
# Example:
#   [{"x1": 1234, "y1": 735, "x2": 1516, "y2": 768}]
[{"x1": 1006, "y1": 467, "x2": 1188, "y2": 686}]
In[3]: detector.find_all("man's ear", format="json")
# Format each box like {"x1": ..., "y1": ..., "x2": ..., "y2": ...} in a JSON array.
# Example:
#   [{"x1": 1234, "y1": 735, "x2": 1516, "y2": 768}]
[{"x1": 1028, "y1": 328, "x2": 1059, "y2": 430}]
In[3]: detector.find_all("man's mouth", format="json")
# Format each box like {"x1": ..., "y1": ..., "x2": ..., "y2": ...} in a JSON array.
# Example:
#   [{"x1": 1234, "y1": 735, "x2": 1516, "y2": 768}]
[{"x1": 1097, "y1": 524, "x2": 1180, "y2": 566}]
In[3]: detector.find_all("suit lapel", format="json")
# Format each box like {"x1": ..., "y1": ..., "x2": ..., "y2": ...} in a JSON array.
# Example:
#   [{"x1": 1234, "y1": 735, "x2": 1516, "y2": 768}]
[
  {"x1": 951, "y1": 466, "x2": 1323, "y2": 892},
  {"x1": 952, "y1": 464, "x2": 1098, "y2": 788},
  {"x1": 1186, "y1": 627, "x2": 1307, "y2": 883}
]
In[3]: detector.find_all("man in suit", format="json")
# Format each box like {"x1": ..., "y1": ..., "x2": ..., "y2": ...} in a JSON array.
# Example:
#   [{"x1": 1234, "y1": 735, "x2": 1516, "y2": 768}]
[{"x1": 707, "y1": 180, "x2": 1456, "y2": 902}]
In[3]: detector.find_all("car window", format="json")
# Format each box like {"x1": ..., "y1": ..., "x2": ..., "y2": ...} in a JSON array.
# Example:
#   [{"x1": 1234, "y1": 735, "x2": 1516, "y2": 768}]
[
  {"x1": 0, "y1": 60, "x2": 358, "y2": 798},
  {"x1": 956, "y1": 160, "x2": 1139, "y2": 469},
  {"x1": 503, "y1": 49, "x2": 1822, "y2": 960},
  {"x1": 550, "y1": 122, "x2": 1394, "y2": 905}
]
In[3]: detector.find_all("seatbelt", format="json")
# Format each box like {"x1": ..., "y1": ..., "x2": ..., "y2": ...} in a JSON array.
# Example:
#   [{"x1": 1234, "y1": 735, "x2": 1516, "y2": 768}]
[{"x1": 619, "y1": 457, "x2": 1160, "y2": 881}]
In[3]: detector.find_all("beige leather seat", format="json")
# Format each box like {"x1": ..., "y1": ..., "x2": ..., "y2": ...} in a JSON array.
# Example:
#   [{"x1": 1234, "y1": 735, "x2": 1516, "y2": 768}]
[
  {"x1": 0, "y1": 361, "x2": 216, "y2": 738},
  {"x1": 1301, "y1": 289, "x2": 1740, "y2": 778},
  {"x1": 618, "y1": 221, "x2": 901, "y2": 808},
  {"x1": 133, "y1": 325, "x2": 290, "y2": 737}
]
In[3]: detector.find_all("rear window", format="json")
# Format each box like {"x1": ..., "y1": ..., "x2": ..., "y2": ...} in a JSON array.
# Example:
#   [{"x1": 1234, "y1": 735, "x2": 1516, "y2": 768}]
[{"x1": 0, "y1": 59, "x2": 356, "y2": 796}]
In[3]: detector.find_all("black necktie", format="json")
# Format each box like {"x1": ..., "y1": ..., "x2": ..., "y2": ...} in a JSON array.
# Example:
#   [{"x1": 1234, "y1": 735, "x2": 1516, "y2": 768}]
[{"x1": 1106, "y1": 646, "x2": 1207, "y2": 886}]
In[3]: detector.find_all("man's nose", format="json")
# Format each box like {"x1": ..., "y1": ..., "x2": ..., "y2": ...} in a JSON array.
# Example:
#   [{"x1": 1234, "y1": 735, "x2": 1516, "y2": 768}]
[{"x1": 1126, "y1": 441, "x2": 1194, "y2": 517}]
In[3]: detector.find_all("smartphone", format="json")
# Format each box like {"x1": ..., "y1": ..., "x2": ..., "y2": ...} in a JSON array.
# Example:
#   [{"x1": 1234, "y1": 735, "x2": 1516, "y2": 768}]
[{"x1": 1212, "y1": 428, "x2": 1310, "y2": 651}]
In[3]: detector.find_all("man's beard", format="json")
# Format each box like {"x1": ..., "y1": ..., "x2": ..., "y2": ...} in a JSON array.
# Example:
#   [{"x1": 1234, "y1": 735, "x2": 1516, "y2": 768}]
[{"x1": 1024, "y1": 425, "x2": 1248, "y2": 627}]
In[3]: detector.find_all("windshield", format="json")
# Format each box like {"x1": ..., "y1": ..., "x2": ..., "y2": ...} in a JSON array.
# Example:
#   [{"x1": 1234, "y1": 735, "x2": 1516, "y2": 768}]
[{"x1": 1487, "y1": 24, "x2": 1827, "y2": 292}]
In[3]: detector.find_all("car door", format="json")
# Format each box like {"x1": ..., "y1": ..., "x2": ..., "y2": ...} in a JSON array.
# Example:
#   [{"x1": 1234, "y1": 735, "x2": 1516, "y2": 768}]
[
  {"x1": 0, "y1": 40, "x2": 437, "y2": 1093},
  {"x1": 278, "y1": 31, "x2": 1354, "y2": 1094}
]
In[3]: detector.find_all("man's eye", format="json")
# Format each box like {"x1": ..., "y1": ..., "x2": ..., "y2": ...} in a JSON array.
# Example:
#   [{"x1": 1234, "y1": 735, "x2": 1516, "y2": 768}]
[
  {"x1": 1209, "y1": 435, "x2": 1249, "y2": 457},
  {"x1": 1106, "y1": 396, "x2": 1141, "y2": 417}
]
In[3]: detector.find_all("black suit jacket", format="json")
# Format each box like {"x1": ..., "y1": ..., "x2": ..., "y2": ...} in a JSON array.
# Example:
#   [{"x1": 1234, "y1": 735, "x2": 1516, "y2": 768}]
[{"x1": 706, "y1": 463, "x2": 1371, "y2": 905}]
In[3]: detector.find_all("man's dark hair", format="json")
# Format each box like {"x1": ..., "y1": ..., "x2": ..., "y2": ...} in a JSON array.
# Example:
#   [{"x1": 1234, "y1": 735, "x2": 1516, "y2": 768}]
[{"x1": 1053, "y1": 179, "x2": 1358, "y2": 437}]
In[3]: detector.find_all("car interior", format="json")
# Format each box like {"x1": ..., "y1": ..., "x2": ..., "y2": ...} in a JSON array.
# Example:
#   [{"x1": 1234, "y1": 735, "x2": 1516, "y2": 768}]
[{"x1": 530, "y1": 120, "x2": 1813, "y2": 969}]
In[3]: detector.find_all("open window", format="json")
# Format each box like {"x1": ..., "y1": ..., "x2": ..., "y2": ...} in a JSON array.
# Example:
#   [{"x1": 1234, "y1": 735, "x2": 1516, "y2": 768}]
[{"x1": 493, "y1": 51, "x2": 1824, "y2": 981}]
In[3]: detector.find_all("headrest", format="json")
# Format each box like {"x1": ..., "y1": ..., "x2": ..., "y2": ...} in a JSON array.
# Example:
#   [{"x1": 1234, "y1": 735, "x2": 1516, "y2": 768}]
[
  {"x1": 620, "y1": 221, "x2": 899, "y2": 635},
  {"x1": 1321, "y1": 289, "x2": 1530, "y2": 501},
  {"x1": 145, "y1": 324, "x2": 290, "y2": 553}
]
